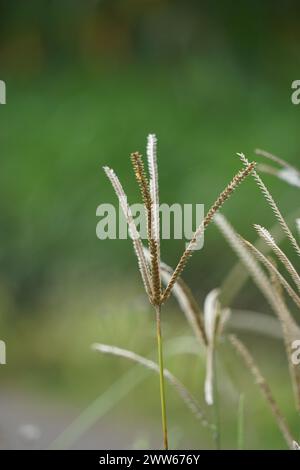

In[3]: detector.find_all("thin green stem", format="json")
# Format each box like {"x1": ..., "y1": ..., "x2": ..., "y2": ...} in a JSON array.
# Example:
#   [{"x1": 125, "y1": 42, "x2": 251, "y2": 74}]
[{"x1": 155, "y1": 305, "x2": 168, "y2": 450}]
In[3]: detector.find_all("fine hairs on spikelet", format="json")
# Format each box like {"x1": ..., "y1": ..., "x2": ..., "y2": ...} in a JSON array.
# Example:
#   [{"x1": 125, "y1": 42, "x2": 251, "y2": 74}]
[
  {"x1": 229, "y1": 334, "x2": 295, "y2": 449},
  {"x1": 104, "y1": 137, "x2": 256, "y2": 449},
  {"x1": 239, "y1": 153, "x2": 300, "y2": 257}
]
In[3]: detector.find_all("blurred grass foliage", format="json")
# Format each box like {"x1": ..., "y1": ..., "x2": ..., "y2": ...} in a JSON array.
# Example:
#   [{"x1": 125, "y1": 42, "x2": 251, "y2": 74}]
[{"x1": 1, "y1": 62, "x2": 300, "y2": 305}]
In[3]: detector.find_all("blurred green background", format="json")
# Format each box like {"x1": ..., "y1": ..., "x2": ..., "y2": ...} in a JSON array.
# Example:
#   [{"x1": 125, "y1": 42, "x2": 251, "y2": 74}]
[{"x1": 0, "y1": 0, "x2": 300, "y2": 449}]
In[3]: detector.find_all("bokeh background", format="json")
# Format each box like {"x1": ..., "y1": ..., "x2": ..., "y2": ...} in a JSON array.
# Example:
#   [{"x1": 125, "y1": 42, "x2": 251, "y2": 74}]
[{"x1": 0, "y1": 0, "x2": 300, "y2": 449}]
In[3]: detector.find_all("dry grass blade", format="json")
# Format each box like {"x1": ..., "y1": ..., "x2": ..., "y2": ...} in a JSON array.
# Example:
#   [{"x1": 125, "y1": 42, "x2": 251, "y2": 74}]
[
  {"x1": 229, "y1": 334, "x2": 294, "y2": 449},
  {"x1": 242, "y1": 237, "x2": 300, "y2": 311},
  {"x1": 239, "y1": 153, "x2": 300, "y2": 257},
  {"x1": 103, "y1": 166, "x2": 152, "y2": 299},
  {"x1": 254, "y1": 224, "x2": 300, "y2": 293},
  {"x1": 215, "y1": 213, "x2": 300, "y2": 411},
  {"x1": 161, "y1": 162, "x2": 256, "y2": 304},
  {"x1": 92, "y1": 343, "x2": 213, "y2": 431},
  {"x1": 130, "y1": 142, "x2": 166, "y2": 446}
]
